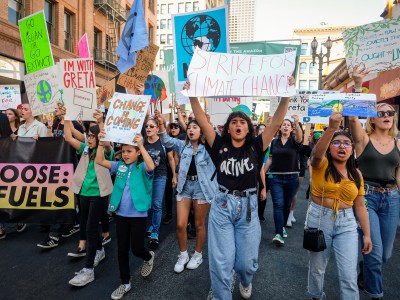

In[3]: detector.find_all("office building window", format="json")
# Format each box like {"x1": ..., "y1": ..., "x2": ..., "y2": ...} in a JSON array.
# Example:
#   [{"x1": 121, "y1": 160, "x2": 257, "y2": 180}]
[
  {"x1": 160, "y1": 19, "x2": 166, "y2": 29},
  {"x1": 161, "y1": 4, "x2": 166, "y2": 14},
  {"x1": 148, "y1": 0, "x2": 155, "y2": 13},
  {"x1": 185, "y1": 2, "x2": 191, "y2": 12},
  {"x1": 160, "y1": 34, "x2": 166, "y2": 44},
  {"x1": 193, "y1": 1, "x2": 199, "y2": 11},
  {"x1": 167, "y1": 19, "x2": 172, "y2": 29},
  {"x1": 299, "y1": 80, "x2": 307, "y2": 90},
  {"x1": 94, "y1": 29, "x2": 101, "y2": 58},
  {"x1": 8, "y1": 0, "x2": 24, "y2": 25},
  {"x1": 301, "y1": 43, "x2": 308, "y2": 55},
  {"x1": 44, "y1": 0, "x2": 55, "y2": 43},
  {"x1": 167, "y1": 34, "x2": 172, "y2": 45},
  {"x1": 178, "y1": 3, "x2": 184, "y2": 12},
  {"x1": 64, "y1": 11, "x2": 73, "y2": 52},
  {"x1": 309, "y1": 62, "x2": 317, "y2": 74},
  {"x1": 159, "y1": 49, "x2": 164, "y2": 59},
  {"x1": 168, "y1": 3, "x2": 174, "y2": 14},
  {"x1": 299, "y1": 62, "x2": 307, "y2": 74},
  {"x1": 148, "y1": 24, "x2": 154, "y2": 44},
  {"x1": 309, "y1": 80, "x2": 317, "y2": 91}
]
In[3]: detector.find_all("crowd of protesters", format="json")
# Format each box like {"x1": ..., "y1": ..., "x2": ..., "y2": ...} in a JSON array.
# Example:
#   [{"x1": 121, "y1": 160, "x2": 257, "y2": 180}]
[{"x1": 0, "y1": 66, "x2": 399, "y2": 300}]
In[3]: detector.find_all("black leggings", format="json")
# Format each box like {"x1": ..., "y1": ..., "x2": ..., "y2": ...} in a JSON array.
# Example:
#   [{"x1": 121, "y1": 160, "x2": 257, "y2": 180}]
[
  {"x1": 80, "y1": 195, "x2": 107, "y2": 268},
  {"x1": 79, "y1": 195, "x2": 109, "y2": 240},
  {"x1": 116, "y1": 215, "x2": 152, "y2": 284}
]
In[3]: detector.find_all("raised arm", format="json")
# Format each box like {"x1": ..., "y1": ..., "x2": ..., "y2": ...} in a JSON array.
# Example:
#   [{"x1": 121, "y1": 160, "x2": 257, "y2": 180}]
[
  {"x1": 93, "y1": 109, "x2": 112, "y2": 153},
  {"x1": 292, "y1": 115, "x2": 303, "y2": 144},
  {"x1": 310, "y1": 112, "x2": 343, "y2": 168},
  {"x1": 175, "y1": 103, "x2": 187, "y2": 132},
  {"x1": 96, "y1": 128, "x2": 112, "y2": 169},
  {"x1": 64, "y1": 120, "x2": 82, "y2": 151},
  {"x1": 135, "y1": 133, "x2": 155, "y2": 172}
]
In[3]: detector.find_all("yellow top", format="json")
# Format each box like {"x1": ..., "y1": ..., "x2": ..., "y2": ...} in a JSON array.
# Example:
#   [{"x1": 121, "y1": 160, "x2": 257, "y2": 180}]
[{"x1": 311, "y1": 157, "x2": 365, "y2": 218}]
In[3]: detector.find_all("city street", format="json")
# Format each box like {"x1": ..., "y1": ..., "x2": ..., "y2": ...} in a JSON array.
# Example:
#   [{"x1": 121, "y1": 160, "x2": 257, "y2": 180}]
[{"x1": 1, "y1": 175, "x2": 399, "y2": 300}]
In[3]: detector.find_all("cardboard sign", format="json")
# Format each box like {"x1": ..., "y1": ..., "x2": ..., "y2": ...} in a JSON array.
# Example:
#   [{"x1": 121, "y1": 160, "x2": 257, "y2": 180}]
[
  {"x1": 103, "y1": 93, "x2": 151, "y2": 145},
  {"x1": 343, "y1": 16, "x2": 400, "y2": 74},
  {"x1": 208, "y1": 97, "x2": 253, "y2": 125},
  {"x1": 308, "y1": 93, "x2": 377, "y2": 117},
  {"x1": 117, "y1": 44, "x2": 159, "y2": 89},
  {"x1": 172, "y1": 6, "x2": 229, "y2": 84},
  {"x1": 0, "y1": 85, "x2": 21, "y2": 110},
  {"x1": 183, "y1": 47, "x2": 296, "y2": 97},
  {"x1": 24, "y1": 66, "x2": 62, "y2": 116},
  {"x1": 60, "y1": 58, "x2": 97, "y2": 121},
  {"x1": 18, "y1": 11, "x2": 54, "y2": 74},
  {"x1": 96, "y1": 78, "x2": 116, "y2": 109}
]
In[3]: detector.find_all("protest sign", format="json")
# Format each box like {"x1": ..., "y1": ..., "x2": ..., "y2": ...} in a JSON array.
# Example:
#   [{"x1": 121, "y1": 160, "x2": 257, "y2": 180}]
[
  {"x1": 117, "y1": 44, "x2": 159, "y2": 89},
  {"x1": 103, "y1": 93, "x2": 151, "y2": 145},
  {"x1": 163, "y1": 48, "x2": 176, "y2": 94},
  {"x1": 183, "y1": 47, "x2": 296, "y2": 97},
  {"x1": 308, "y1": 93, "x2": 377, "y2": 117},
  {"x1": 78, "y1": 33, "x2": 90, "y2": 58},
  {"x1": 302, "y1": 116, "x2": 329, "y2": 124},
  {"x1": 0, "y1": 138, "x2": 75, "y2": 224},
  {"x1": 24, "y1": 65, "x2": 62, "y2": 116},
  {"x1": 60, "y1": 58, "x2": 97, "y2": 121},
  {"x1": 173, "y1": 6, "x2": 229, "y2": 84},
  {"x1": 208, "y1": 97, "x2": 253, "y2": 125},
  {"x1": 96, "y1": 78, "x2": 116, "y2": 109},
  {"x1": 18, "y1": 11, "x2": 54, "y2": 74},
  {"x1": 144, "y1": 71, "x2": 171, "y2": 114},
  {"x1": 343, "y1": 16, "x2": 400, "y2": 74},
  {"x1": 0, "y1": 85, "x2": 21, "y2": 110},
  {"x1": 175, "y1": 82, "x2": 190, "y2": 105}
]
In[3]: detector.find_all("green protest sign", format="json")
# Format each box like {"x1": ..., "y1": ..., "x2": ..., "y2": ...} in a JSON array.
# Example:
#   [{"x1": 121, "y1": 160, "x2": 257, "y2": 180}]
[
  {"x1": 19, "y1": 11, "x2": 54, "y2": 74},
  {"x1": 164, "y1": 49, "x2": 176, "y2": 94}
]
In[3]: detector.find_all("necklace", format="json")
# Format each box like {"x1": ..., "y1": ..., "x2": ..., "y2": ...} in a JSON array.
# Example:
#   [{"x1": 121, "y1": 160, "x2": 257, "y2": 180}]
[{"x1": 374, "y1": 138, "x2": 392, "y2": 147}]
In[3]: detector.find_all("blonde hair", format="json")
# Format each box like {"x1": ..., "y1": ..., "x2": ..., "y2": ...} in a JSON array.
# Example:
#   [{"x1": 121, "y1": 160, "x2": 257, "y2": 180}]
[{"x1": 365, "y1": 103, "x2": 398, "y2": 138}]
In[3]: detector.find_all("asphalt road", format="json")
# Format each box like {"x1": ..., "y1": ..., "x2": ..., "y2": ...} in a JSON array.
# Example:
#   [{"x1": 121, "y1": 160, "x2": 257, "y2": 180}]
[{"x1": 1, "y1": 173, "x2": 399, "y2": 300}]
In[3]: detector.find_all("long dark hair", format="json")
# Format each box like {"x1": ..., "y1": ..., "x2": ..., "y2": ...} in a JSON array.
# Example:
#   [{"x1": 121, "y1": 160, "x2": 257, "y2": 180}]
[
  {"x1": 185, "y1": 119, "x2": 204, "y2": 145},
  {"x1": 325, "y1": 131, "x2": 361, "y2": 189},
  {"x1": 6, "y1": 108, "x2": 20, "y2": 130},
  {"x1": 221, "y1": 111, "x2": 254, "y2": 146},
  {"x1": 277, "y1": 118, "x2": 294, "y2": 138},
  {"x1": 88, "y1": 125, "x2": 100, "y2": 160}
]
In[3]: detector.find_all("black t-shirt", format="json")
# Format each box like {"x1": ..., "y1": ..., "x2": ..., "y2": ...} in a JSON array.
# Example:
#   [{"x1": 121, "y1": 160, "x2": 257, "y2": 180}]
[
  {"x1": 187, "y1": 155, "x2": 197, "y2": 176},
  {"x1": 269, "y1": 136, "x2": 301, "y2": 173},
  {"x1": 144, "y1": 138, "x2": 171, "y2": 177},
  {"x1": 207, "y1": 133, "x2": 264, "y2": 191},
  {"x1": 52, "y1": 120, "x2": 84, "y2": 137}
]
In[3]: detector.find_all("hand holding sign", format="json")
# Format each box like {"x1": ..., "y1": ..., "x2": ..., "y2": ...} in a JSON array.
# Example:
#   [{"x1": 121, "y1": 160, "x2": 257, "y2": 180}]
[
  {"x1": 352, "y1": 64, "x2": 369, "y2": 88},
  {"x1": 133, "y1": 133, "x2": 144, "y2": 148},
  {"x1": 328, "y1": 112, "x2": 344, "y2": 131},
  {"x1": 93, "y1": 109, "x2": 104, "y2": 125}
]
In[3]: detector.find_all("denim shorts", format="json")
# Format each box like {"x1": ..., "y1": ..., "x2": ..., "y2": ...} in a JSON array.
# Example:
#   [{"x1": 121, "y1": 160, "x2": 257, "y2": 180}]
[{"x1": 177, "y1": 179, "x2": 209, "y2": 204}]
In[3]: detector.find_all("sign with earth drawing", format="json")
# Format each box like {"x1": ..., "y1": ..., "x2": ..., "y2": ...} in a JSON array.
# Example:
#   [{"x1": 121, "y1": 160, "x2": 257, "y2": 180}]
[
  {"x1": 172, "y1": 6, "x2": 229, "y2": 84},
  {"x1": 144, "y1": 71, "x2": 171, "y2": 115},
  {"x1": 24, "y1": 65, "x2": 62, "y2": 117}
]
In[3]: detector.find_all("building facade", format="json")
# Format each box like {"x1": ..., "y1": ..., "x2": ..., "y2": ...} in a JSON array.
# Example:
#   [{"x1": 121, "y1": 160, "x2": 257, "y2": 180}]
[{"x1": 1, "y1": 0, "x2": 157, "y2": 93}]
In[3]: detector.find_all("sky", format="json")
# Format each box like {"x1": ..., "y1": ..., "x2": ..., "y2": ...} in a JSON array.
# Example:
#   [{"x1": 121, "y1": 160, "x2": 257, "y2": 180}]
[{"x1": 255, "y1": 0, "x2": 388, "y2": 41}]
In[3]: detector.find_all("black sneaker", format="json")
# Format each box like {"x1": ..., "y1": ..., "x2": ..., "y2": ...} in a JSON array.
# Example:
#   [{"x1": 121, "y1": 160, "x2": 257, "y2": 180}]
[
  {"x1": 67, "y1": 247, "x2": 86, "y2": 257},
  {"x1": 163, "y1": 214, "x2": 173, "y2": 225},
  {"x1": 37, "y1": 236, "x2": 59, "y2": 249},
  {"x1": 102, "y1": 235, "x2": 111, "y2": 246},
  {"x1": 61, "y1": 225, "x2": 80, "y2": 238},
  {"x1": 149, "y1": 233, "x2": 159, "y2": 250},
  {"x1": 16, "y1": 224, "x2": 26, "y2": 233}
]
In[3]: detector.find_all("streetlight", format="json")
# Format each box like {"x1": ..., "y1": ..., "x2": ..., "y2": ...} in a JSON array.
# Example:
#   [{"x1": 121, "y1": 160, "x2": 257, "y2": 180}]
[{"x1": 311, "y1": 36, "x2": 333, "y2": 90}]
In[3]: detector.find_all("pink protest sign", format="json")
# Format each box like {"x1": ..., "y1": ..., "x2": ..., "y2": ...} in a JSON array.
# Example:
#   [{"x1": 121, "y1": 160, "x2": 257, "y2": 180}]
[{"x1": 78, "y1": 33, "x2": 90, "y2": 58}]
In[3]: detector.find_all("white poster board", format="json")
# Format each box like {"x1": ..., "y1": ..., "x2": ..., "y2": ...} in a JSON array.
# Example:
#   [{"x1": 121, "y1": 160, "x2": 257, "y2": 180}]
[
  {"x1": 0, "y1": 85, "x2": 21, "y2": 110},
  {"x1": 208, "y1": 97, "x2": 253, "y2": 125}
]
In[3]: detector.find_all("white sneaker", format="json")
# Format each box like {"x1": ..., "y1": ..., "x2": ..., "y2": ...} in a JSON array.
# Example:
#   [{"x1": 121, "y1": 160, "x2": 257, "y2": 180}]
[
  {"x1": 93, "y1": 247, "x2": 105, "y2": 267},
  {"x1": 291, "y1": 215, "x2": 296, "y2": 223},
  {"x1": 69, "y1": 268, "x2": 94, "y2": 286},
  {"x1": 239, "y1": 282, "x2": 252, "y2": 299},
  {"x1": 186, "y1": 252, "x2": 203, "y2": 270},
  {"x1": 111, "y1": 284, "x2": 131, "y2": 300},
  {"x1": 174, "y1": 254, "x2": 189, "y2": 273},
  {"x1": 286, "y1": 218, "x2": 292, "y2": 228}
]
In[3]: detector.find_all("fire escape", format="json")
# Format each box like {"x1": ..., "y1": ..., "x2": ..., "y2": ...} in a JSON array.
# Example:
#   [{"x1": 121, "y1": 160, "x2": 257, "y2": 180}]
[{"x1": 93, "y1": 0, "x2": 127, "y2": 72}]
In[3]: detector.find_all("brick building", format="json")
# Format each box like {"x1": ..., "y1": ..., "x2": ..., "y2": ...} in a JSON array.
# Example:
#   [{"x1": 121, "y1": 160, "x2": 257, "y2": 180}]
[{"x1": 0, "y1": 0, "x2": 157, "y2": 93}]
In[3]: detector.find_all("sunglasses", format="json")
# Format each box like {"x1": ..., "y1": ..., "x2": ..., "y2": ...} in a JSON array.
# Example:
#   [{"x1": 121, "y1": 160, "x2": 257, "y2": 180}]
[
  {"x1": 170, "y1": 125, "x2": 179, "y2": 129},
  {"x1": 376, "y1": 110, "x2": 395, "y2": 118},
  {"x1": 330, "y1": 140, "x2": 353, "y2": 148},
  {"x1": 145, "y1": 125, "x2": 156, "y2": 129}
]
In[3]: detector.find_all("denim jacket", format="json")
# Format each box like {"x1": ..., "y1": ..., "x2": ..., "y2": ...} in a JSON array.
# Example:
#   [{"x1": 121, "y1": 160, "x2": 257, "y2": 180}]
[{"x1": 159, "y1": 131, "x2": 218, "y2": 202}]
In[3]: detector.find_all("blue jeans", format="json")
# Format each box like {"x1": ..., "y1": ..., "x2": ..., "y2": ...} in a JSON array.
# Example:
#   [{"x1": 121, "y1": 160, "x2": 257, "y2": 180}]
[
  {"x1": 149, "y1": 176, "x2": 167, "y2": 235},
  {"x1": 307, "y1": 202, "x2": 359, "y2": 300},
  {"x1": 362, "y1": 188, "x2": 399, "y2": 298},
  {"x1": 208, "y1": 191, "x2": 261, "y2": 300},
  {"x1": 269, "y1": 174, "x2": 299, "y2": 236}
]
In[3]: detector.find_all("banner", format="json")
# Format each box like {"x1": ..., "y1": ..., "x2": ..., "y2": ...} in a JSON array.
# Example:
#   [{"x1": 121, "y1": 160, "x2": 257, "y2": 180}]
[
  {"x1": 24, "y1": 65, "x2": 63, "y2": 116},
  {"x1": 208, "y1": 97, "x2": 253, "y2": 125},
  {"x1": 18, "y1": 11, "x2": 54, "y2": 74},
  {"x1": 0, "y1": 138, "x2": 75, "y2": 224},
  {"x1": 103, "y1": 93, "x2": 151, "y2": 145},
  {"x1": 163, "y1": 48, "x2": 176, "y2": 94},
  {"x1": 308, "y1": 93, "x2": 377, "y2": 117},
  {"x1": 172, "y1": 6, "x2": 229, "y2": 84},
  {"x1": 60, "y1": 58, "x2": 97, "y2": 121},
  {"x1": 343, "y1": 16, "x2": 400, "y2": 74},
  {"x1": 183, "y1": 47, "x2": 296, "y2": 97},
  {"x1": 78, "y1": 33, "x2": 90, "y2": 58},
  {"x1": 0, "y1": 85, "x2": 21, "y2": 110},
  {"x1": 96, "y1": 78, "x2": 116, "y2": 109},
  {"x1": 117, "y1": 44, "x2": 159, "y2": 89}
]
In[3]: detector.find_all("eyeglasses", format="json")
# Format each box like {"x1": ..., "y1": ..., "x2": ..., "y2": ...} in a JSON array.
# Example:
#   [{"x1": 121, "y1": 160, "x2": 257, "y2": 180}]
[
  {"x1": 87, "y1": 134, "x2": 96, "y2": 139},
  {"x1": 330, "y1": 140, "x2": 353, "y2": 148},
  {"x1": 170, "y1": 125, "x2": 179, "y2": 129},
  {"x1": 145, "y1": 125, "x2": 156, "y2": 129},
  {"x1": 376, "y1": 110, "x2": 395, "y2": 118}
]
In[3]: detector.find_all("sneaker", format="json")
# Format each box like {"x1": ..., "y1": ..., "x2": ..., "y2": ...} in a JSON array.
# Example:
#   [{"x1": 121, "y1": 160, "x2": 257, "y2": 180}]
[
  {"x1": 37, "y1": 236, "x2": 59, "y2": 249},
  {"x1": 149, "y1": 232, "x2": 159, "y2": 250},
  {"x1": 61, "y1": 225, "x2": 80, "y2": 238},
  {"x1": 286, "y1": 218, "x2": 292, "y2": 228},
  {"x1": 16, "y1": 223, "x2": 26, "y2": 233},
  {"x1": 141, "y1": 251, "x2": 155, "y2": 277},
  {"x1": 272, "y1": 234, "x2": 284, "y2": 246},
  {"x1": 145, "y1": 225, "x2": 153, "y2": 238},
  {"x1": 187, "y1": 252, "x2": 203, "y2": 270},
  {"x1": 111, "y1": 284, "x2": 131, "y2": 300},
  {"x1": 102, "y1": 235, "x2": 111, "y2": 246},
  {"x1": 174, "y1": 254, "x2": 189, "y2": 273},
  {"x1": 163, "y1": 214, "x2": 173, "y2": 225},
  {"x1": 68, "y1": 247, "x2": 86, "y2": 258},
  {"x1": 291, "y1": 215, "x2": 296, "y2": 223},
  {"x1": 93, "y1": 247, "x2": 105, "y2": 267},
  {"x1": 239, "y1": 282, "x2": 252, "y2": 299},
  {"x1": 0, "y1": 229, "x2": 5, "y2": 240},
  {"x1": 283, "y1": 228, "x2": 288, "y2": 238},
  {"x1": 68, "y1": 268, "x2": 94, "y2": 286}
]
